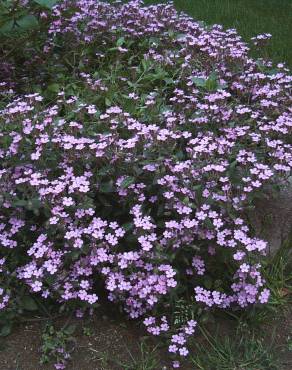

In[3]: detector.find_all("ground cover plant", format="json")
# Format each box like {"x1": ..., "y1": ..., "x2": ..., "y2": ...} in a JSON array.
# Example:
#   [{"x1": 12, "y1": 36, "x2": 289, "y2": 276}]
[
  {"x1": 144, "y1": 0, "x2": 292, "y2": 69},
  {"x1": 0, "y1": 0, "x2": 291, "y2": 368}
]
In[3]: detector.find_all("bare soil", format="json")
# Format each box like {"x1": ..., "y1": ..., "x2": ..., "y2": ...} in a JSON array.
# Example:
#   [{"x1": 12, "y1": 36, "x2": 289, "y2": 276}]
[{"x1": 0, "y1": 307, "x2": 291, "y2": 370}]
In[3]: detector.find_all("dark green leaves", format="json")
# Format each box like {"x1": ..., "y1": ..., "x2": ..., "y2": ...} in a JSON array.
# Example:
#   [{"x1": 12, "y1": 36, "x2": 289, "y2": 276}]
[
  {"x1": 12, "y1": 198, "x2": 42, "y2": 211},
  {"x1": 0, "y1": 20, "x2": 14, "y2": 34},
  {"x1": 21, "y1": 296, "x2": 38, "y2": 311},
  {"x1": 33, "y1": 0, "x2": 59, "y2": 9},
  {"x1": 205, "y1": 72, "x2": 220, "y2": 91},
  {"x1": 122, "y1": 222, "x2": 134, "y2": 232},
  {"x1": 16, "y1": 15, "x2": 38, "y2": 30},
  {"x1": 99, "y1": 181, "x2": 115, "y2": 193},
  {"x1": 63, "y1": 324, "x2": 76, "y2": 336},
  {"x1": 0, "y1": 323, "x2": 12, "y2": 337},
  {"x1": 120, "y1": 176, "x2": 135, "y2": 189},
  {"x1": 191, "y1": 77, "x2": 206, "y2": 88},
  {"x1": 11, "y1": 199, "x2": 27, "y2": 208},
  {"x1": 116, "y1": 36, "x2": 125, "y2": 47},
  {"x1": 0, "y1": 310, "x2": 16, "y2": 337},
  {"x1": 192, "y1": 72, "x2": 227, "y2": 91},
  {"x1": 229, "y1": 160, "x2": 238, "y2": 171},
  {"x1": 0, "y1": 15, "x2": 39, "y2": 35},
  {"x1": 47, "y1": 83, "x2": 60, "y2": 93}
]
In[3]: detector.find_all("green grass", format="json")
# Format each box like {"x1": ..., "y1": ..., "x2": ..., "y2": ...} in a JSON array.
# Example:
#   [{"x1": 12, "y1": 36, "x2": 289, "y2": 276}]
[
  {"x1": 191, "y1": 326, "x2": 281, "y2": 370},
  {"x1": 118, "y1": 340, "x2": 161, "y2": 370},
  {"x1": 144, "y1": 0, "x2": 292, "y2": 68}
]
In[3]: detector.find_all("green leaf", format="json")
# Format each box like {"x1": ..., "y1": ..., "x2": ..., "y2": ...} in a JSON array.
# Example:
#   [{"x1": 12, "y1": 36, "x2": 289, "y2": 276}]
[
  {"x1": 99, "y1": 181, "x2": 114, "y2": 193},
  {"x1": 206, "y1": 72, "x2": 219, "y2": 91},
  {"x1": 28, "y1": 198, "x2": 42, "y2": 210},
  {"x1": 0, "y1": 323, "x2": 12, "y2": 337},
  {"x1": 127, "y1": 81, "x2": 135, "y2": 88},
  {"x1": 0, "y1": 20, "x2": 14, "y2": 34},
  {"x1": 45, "y1": 275, "x2": 56, "y2": 285},
  {"x1": 33, "y1": 0, "x2": 58, "y2": 9},
  {"x1": 21, "y1": 296, "x2": 38, "y2": 311},
  {"x1": 116, "y1": 36, "x2": 125, "y2": 47},
  {"x1": 16, "y1": 15, "x2": 38, "y2": 30},
  {"x1": 141, "y1": 59, "x2": 150, "y2": 71},
  {"x1": 108, "y1": 46, "x2": 118, "y2": 52},
  {"x1": 175, "y1": 150, "x2": 184, "y2": 160},
  {"x1": 204, "y1": 218, "x2": 213, "y2": 229},
  {"x1": 47, "y1": 83, "x2": 60, "y2": 93},
  {"x1": 191, "y1": 77, "x2": 206, "y2": 87},
  {"x1": 205, "y1": 80, "x2": 218, "y2": 91},
  {"x1": 105, "y1": 98, "x2": 111, "y2": 106},
  {"x1": 12, "y1": 198, "x2": 42, "y2": 210},
  {"x1": 125, "y1": 233, "x2": 136, "y2": 244},
  {"x1": 64, "y1": 324, "x2": 76, "y2": 335},
  {"x1": 122, "y1": 222, "x2": 134, "y2": 231},
  {"x1": 163, "y1": 77, "x2": 174, "y2": 85},
  {"x1": 229, "y1": 160, "x2": 238, "y2": 172},
  {"x1": 203, "y1": 275, "x2": 213, "y2": 290},
  {"x1": 98, "y1": 166, "x2": 111, "y2": 176},
  {"x1": 182, "y1": 196, "x2": 190, "y2": 205},
  {"x1": 192, "y1": 72, "x2": 220, "y2": 91},
  {"x1": 12, "y1": 199, "x2": 27, "y2": 208},
  {"x1": 120, "y1": 176, "x2": 135, "y2": 189}
]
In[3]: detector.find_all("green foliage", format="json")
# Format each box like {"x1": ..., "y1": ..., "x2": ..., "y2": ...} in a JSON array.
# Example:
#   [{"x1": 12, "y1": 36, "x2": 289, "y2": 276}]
[
  {"x1": 191, "y1": 326, "x2": 280, "y2": 370},
  {"x1": 40, "y1": 322, "x2": 76, "y2": 366},
  {"x1": 33, "y1": 0, "x2": 58, "y2": 9},
  {"x1": 0, "y1": 289, "x2": 40, "y2": 337},
  {"x1": 20, "y1": 295, "x2": 39, "y2": 311},
  {"x1": 118, "y1": 340, "x2": 161, "y2": 370},
  {"x1": 264, "y1": 241, "x2": 292, "y2": 307},
  {"x1": 0, "y1": 1, "x2": 39, "y2": 35},
  {"x1": 192, "y1": 72, "x2": 227, "y2": 91}
]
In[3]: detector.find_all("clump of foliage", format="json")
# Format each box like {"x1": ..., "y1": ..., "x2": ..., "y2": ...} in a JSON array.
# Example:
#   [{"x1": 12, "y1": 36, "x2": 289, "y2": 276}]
[
  {"x1": 40, "y1": 322, "x2": 76, "y2": 369},
  {"x1": 0, "y1": 0, "x2": 57, "y2": 91},
  {"x1": 0, "y1": 0, "x2": 291, "y2": 367},
  {"x1": 191, "y1": 326, "x2": 280, "y2": 370}
]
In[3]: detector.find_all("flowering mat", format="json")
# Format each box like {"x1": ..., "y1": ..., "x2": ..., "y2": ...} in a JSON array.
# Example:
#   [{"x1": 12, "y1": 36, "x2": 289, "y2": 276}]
[{"x1": 0, "y1": 0, "x2": 292, "y2": 368}]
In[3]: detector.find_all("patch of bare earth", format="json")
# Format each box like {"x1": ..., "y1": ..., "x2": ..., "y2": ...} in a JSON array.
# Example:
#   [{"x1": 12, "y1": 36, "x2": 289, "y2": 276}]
[
  {"x1": 0, "y1": 308, "x2": 291, "y2": 369},
  {"x1": 0, "y1": 313, "x2": 171, "y2": 370}
]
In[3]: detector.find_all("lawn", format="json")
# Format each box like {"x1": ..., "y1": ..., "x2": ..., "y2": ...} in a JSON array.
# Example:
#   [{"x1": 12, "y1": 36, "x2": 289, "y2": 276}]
[{"x1": 144, "y1": 0, "x2": 292, "y2": 68}]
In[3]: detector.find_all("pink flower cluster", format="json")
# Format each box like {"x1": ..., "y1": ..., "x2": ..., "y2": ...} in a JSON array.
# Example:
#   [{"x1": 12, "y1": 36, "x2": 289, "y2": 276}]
[
  {"x1": 251, "y1": 33, "x2": 272, "y2": 46},
  {"x1": 0, "y1": 0, "x2": 291, "y2": 366},
  {"x1": 168, "y1": 320, "x2": 197, "y2": 367}
]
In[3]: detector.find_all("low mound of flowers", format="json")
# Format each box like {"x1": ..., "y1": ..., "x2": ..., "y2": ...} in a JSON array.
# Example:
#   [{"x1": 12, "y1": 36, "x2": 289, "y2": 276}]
[{"x1": 0, "y1": 0, "x2": 291, "y2": 367}]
